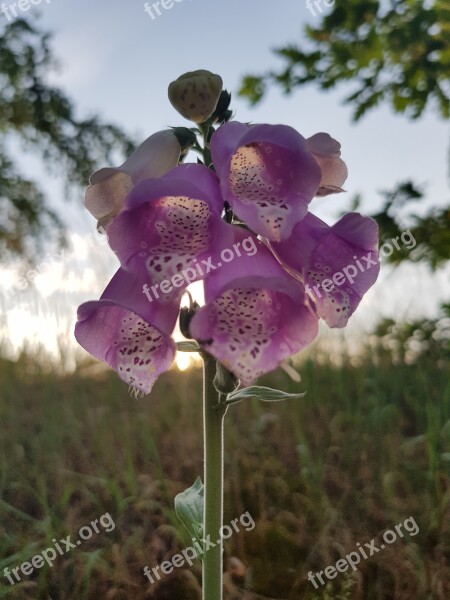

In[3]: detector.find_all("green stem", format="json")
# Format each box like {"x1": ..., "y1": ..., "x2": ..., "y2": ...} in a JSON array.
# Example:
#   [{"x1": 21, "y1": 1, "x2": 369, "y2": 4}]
[{"x1": 202, "y1": 355, "x2": 226, "y2": 600}]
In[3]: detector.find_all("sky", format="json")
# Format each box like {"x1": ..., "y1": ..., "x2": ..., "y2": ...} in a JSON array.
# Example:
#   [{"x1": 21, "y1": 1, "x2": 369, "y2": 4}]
[{"x1": 0, "y1": 0, "x2": 449, "y2": 365}]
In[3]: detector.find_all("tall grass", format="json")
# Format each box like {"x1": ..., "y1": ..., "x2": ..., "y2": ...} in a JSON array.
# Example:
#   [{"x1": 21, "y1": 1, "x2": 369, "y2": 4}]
[{"x1": 0, "y1": 345, "x2": 448, "y2": 599}]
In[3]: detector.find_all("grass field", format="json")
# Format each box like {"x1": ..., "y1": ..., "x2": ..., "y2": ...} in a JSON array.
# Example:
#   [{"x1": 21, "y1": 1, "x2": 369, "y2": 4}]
[{"x1": 0, "y1": 345, "x2": 449, "y2": 599}]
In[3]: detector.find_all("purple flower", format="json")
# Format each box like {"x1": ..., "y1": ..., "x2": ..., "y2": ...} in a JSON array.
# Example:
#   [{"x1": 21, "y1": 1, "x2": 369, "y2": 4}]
[
  {"x1": 306, "y1": 133, "x2": 348, "y2": 197},
  {"x1": 211, "y1": 123, "x2": 321, "y2": 241},
  {"x1": 76, "y1": 114, "x2": 380, "y2": 393},
  {"x1": 107, "y1": 164, "x2": 233, "y2": 300},
  {"x1": 273, "y1": 212, "x2": 380, "y2": 328},
  {"x1": 189, "y1": 230, "x2": 319, "y2": 385},
  {"x1": 85, "y1": 130, "x2": 181, "y2": 230},
  {"x1": 75, "y1": 268, "x2": 178, "y2": 394}
]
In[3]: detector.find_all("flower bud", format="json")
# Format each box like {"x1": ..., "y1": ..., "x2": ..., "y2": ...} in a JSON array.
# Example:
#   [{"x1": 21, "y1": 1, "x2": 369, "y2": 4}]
[
  {"x1": 168, "y1": 70, "x2": 223, "y2": 124},
  {"x1": 214, "y1": 361, "x2": 240, "y2": 394},
  {"x1": 172, "y1": 127, "x2": 197, "y2": 156},
  {"x1": 210, "y1": 90, "x2": 233, "y2": 124},
  {"x1": 179, "y1": 301, "x2": 201, "y2": 339}
]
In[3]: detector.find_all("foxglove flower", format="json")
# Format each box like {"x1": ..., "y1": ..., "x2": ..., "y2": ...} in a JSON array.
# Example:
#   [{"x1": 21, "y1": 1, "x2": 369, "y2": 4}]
[
  {"x1": 306, "y1": 133, "x2": 348, "y2": 196},
  {"x1": 74, "y1": 72, "x2": 382, "y2": 600},
  {"x1": 107, "y1": 163, "x2": 232, "y2": 300},
  {"x1": 211, "y1": 122, "x2": 321, "y2": 241},
  {"x1": 76, "y1": 73, "x2": 379, "y2": 394},
  {"x1": 85, "y1": 130, "x2": 181, "y2": 229},
  {"x1": 273, "y1": 212, "x2": 380, "y2": 327},
  {"x1": 190, "y1": 230, "x2": 319, "y2": 385},
  {"x1": 75, "y1": 268, "x2": 178, "y2": 394}
]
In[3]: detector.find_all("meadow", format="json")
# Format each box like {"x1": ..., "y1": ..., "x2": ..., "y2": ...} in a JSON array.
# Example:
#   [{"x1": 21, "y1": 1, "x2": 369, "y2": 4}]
[{"x1": 0, "y1": 342, "x2": 448, "y2": 599}]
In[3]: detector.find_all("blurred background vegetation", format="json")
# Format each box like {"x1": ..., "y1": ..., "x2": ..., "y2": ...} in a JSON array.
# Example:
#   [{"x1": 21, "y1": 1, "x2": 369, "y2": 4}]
[
  {"x1": 0, "y1": 1, "x2": 449, "y2": 598},
  {"x1": 0, "y1": 19, "x2": 135, "y2": 263}
]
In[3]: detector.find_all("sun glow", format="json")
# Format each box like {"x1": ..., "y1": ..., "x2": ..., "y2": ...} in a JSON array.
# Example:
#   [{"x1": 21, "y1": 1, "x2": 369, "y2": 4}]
[{"x1": 176, "y1": 351, "x2": 194, "y2": 371}]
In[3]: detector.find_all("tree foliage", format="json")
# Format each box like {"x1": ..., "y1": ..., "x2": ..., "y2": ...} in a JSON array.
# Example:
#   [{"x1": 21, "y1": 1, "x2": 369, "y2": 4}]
[
  {"x1": 240, "y1": 0, "x2": 450, "y2": 270},
  {"x1": 359, "y1": 181, "x2": 450, "y2": 269},
  {"x1": 240, "y1": 0, "x2": 450, "y2": 121},
  {"x1": 0, "y1": 18, "x2": 135, "y2": 261}
]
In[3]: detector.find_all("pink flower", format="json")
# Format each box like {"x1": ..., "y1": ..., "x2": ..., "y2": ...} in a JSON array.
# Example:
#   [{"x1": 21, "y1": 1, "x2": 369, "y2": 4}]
[
  {"x1": 76, "y1": 118, "x2": 379, "y2": 392},
  {"x1": 211, "y1": 122, "x2": 321, "y2": 241},
  {"x1": 190, "y1": 230, "x2": 319, "y2": 385},
  {"x1": 306, "y1": 133, "x2": 348, "y2": 197},
  {"x1": 107, "y1": 164, "x2": 232, "y2": 300},
  {"x1": 273, "y1": 212, "x2": 380, "y2": 327},
  {"x1": 75, "y1": 269, "x2": 178, "y2": 394},
  {"x1": 85, "y1": 130, "x2": 181, "y2": 229}
]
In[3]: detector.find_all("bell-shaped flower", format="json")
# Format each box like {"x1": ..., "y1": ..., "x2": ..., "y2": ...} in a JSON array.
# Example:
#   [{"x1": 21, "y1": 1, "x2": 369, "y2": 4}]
[
  {"x1": 75, "y1": 268, "x2": 178, "y2": 395},
  {"x1": 85, "y1": 130, "x2": 181, "y2": 229},
  {"x1": 189, "y1": 230, "x2": 319, "y2": 385},
  {"x1": 306, "y1": 133, "x2": 348, "y2": 197},
  {"x1": 107, "y1": 164, "x2": 233, "y2": 301},
  {"x1": 210, "y1": 122, "x2": 321, "y2": 241},
  {"x1": 273, "y1": 212, "x2": 380, "y2": 328}
]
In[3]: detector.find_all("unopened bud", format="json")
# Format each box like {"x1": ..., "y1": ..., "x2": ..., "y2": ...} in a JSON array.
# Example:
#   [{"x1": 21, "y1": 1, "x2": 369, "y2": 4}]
[
  {"x1": 172, "y1": 127, "x2": 197, "y2": 156},
  {"x1": 179, "y1": 301, "x2": 200, "y2": 339},
  {"x1": 211, "y1": 90, "x2": 233, "y2": 124},
  {"x1": 168, "y1": 70, "x2": 223, "y2": 124},
  {"x1": 214, "y1": 361, "x2": 240, "y2": 394}
]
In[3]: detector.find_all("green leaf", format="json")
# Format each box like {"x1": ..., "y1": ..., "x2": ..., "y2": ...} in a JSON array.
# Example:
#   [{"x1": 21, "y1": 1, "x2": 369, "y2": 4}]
[
  {"x1": 225, "y1": 386, "x2": 306, "y2": 405},
  {"x1": 174, "y1": 477, "x2": 204, "y2": 544},
  {"x1": 176, "y1": 341, "x2": 201, "y2": 353}
]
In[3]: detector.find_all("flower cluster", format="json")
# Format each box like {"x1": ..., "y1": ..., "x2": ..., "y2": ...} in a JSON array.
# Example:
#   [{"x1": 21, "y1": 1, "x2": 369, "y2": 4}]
[{"x1": 75, "y1": 71, "x2": 379, "y2": 395}]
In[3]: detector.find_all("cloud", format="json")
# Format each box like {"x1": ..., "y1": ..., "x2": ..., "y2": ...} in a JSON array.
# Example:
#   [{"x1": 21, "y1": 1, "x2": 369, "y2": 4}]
[{"x1": 46, "y1": 22, "x2": 116, "y2": 89}]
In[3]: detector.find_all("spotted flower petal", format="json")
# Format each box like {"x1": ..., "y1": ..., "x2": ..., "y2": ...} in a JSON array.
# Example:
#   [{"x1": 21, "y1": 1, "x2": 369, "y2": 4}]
[
  {"x1": 107, "y1": 164, "x2": 233, "y2": 300},
  {"x1": 85, "y1": 130, "x2": 181, "y2": 228},
  {"x1": 306, "y1": 133, "x2": 348, "y2": 196},
  {"x1": 189, "y1": 230, "x2": 318, "y2": 385},
  {"x1": 75, "y1": 269, "x2": 178, "y2": 394},
  {"x1": 211, "y1": 123, "x2": 321, "y2": 241},
  {"x1": 274, "y1": 212, "x2": 380, "y2": 327}
]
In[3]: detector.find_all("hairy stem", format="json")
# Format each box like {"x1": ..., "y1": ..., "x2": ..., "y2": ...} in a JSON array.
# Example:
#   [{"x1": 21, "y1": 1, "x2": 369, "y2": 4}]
[{"x1": 202, "y1": 355, "x2": 226, "y2": 600}]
